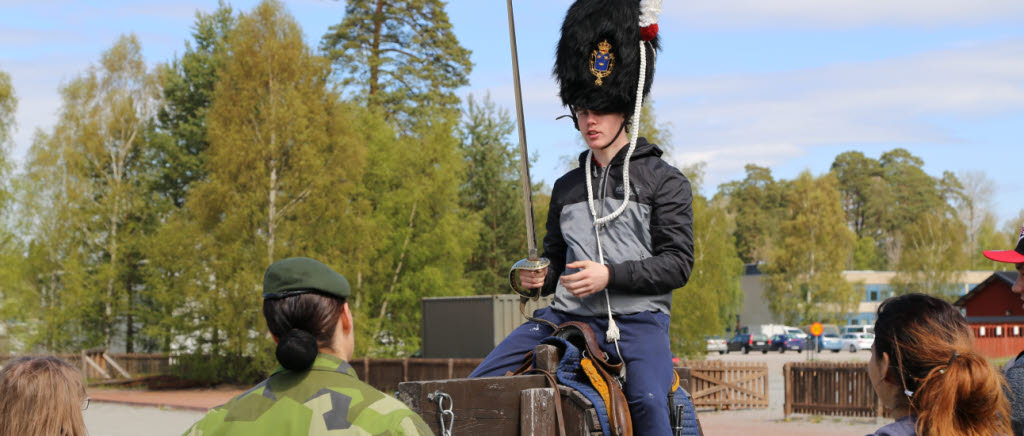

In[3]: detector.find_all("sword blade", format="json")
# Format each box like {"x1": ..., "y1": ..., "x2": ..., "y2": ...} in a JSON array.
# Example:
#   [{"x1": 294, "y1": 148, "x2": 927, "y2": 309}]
[{"x1": 506, "y1": 0, "x2": 539, "y2": 260}]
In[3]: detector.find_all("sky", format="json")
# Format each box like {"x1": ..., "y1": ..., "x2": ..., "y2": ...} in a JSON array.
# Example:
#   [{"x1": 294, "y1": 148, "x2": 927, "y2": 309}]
[{"x1": 2, "y1": 0, "x2": 1023, "y2": 228}]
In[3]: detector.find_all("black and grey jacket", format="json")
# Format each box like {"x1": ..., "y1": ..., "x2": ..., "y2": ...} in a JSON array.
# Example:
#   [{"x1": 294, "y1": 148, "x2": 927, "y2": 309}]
[{"x1": 541, "y1": 137, "x2": 694, "y2": 317}]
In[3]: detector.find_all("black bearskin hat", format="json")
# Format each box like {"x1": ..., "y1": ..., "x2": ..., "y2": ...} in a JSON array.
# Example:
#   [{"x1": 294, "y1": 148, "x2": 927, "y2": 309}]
[{"x1": 555, "y1": 0, "x2": 660, "y2": 116}]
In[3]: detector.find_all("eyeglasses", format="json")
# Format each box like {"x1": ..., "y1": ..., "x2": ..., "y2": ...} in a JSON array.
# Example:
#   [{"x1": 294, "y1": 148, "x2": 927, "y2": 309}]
[{"x1": 82, "y1": 397, "x2": 90, "y2": 411}]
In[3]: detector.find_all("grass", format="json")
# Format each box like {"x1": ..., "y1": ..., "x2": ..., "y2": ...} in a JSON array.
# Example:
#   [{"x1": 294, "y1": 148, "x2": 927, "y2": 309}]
[{"x1": 990, "y1": 356, "x2": 1013, "y2": 368}]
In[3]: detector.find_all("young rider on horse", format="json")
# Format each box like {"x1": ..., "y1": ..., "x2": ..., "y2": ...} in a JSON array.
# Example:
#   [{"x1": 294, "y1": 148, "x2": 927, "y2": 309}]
[{"x1": 470, "y1": 2, "x2": 694, "y2": 434}]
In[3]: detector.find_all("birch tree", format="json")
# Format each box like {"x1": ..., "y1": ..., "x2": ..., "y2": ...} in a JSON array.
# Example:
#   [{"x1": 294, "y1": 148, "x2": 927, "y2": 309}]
[
  {"x1": 19, "y1": 35, "x2": 160, "y2": 350},
  {"x1": 176, "y1": 0, "x2": 369, "y2": 379}
]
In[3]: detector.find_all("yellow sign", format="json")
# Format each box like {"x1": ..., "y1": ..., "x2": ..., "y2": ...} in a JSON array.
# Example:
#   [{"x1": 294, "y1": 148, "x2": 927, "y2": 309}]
[{"x1": 810, "y1": 322, "x2": 824, "y2": 337}]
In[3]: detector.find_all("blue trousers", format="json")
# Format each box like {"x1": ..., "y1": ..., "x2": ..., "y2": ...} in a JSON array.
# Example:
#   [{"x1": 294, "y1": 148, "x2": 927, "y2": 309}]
[{"x1": 469, "y1": 307, "x2": 673, "y2": 435}]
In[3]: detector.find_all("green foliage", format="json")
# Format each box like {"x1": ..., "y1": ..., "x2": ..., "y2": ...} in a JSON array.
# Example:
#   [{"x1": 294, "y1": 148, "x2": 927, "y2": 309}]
[
  {"x1": 320, "y1": 0, "x2": 473, "y2": 132},
  {"x1": 969, "y1": 213, "x2": 1010, "y2": 270},
  {"x1": 154, "y1": 2, "x2": 236, "y2": 207},
  {"x1": 851, "y1": 235, "x2": 886, "y2": 270},
  {"x1": 15, "y1": 34, "x2": 161, "y2": 352},
  {"x1": 762, "y1": 172, "x2": 857, "y2": 325},
  {"x1": 832, "y1": 149, "x2": 967, "y2": 270},
  {"x1": 354, "y1": 111, "x2": 480, "y2": 357},
  {"x1": 167, "y1": 0, "x2": 367, "y2": 380},
  {"x1": 0, "y1": 70, "x2": 19, "y2": 354},
  {"x1": 458, "y1": 93, "x2": 537, "y2": 294},
  {"x1": 716, "y1": 164, "x2": 785, "y2": 263},
  {"x1": 831, "y1": 151, "x2": 883, "y2": 239},
  {"x1": 890, "y1": 214, "x2": 968, "y2": 300},
  {"x1": 637, "y1": 100, "x2": 673, "y2": 155},
  {"x1": 671, "y1": 168, "x2": 744, "y2": 359},
  {"x1": 0, "y1": 69, "x2": 16, "y2": 229}
]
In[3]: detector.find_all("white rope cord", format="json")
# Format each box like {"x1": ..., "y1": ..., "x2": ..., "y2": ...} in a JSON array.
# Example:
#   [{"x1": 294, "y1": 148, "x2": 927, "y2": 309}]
[{"x1": 582, "y1": 40, "x2": 649, "y2": 359}]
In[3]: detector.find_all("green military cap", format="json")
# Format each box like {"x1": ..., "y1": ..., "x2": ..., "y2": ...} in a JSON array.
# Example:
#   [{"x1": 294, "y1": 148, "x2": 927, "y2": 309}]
[{"x1": 262, "y1": 257, "x2": 350, "y2": 300}]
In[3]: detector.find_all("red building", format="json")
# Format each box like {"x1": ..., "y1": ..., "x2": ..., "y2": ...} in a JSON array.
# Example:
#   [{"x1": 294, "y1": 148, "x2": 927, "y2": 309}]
[{"x1": 954, "y1": 271, "x2": 1024, "y2": 358}]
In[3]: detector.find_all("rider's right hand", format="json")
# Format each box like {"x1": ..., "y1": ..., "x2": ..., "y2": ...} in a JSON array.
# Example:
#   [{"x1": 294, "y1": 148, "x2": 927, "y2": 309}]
[{"x1": 519, "y1": 267, "x2": 547, "y2": 289}]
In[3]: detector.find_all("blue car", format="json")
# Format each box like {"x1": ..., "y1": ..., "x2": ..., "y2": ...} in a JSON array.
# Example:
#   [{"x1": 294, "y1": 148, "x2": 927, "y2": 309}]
[
  {"x1": 814, "y1": 333, "x2": 842, "y2": 352},
  {"x1": 769, "y1": 334, "x2": 804, "y2": 353}
]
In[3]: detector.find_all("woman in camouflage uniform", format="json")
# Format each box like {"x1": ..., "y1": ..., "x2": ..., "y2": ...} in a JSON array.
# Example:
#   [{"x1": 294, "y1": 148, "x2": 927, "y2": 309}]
[{"x1": 183, "y1": 257, "x2": 432, "y2": 435}]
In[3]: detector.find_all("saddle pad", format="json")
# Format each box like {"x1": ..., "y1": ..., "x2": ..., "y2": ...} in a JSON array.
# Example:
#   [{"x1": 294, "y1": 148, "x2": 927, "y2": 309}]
[
  {"x1": 672, "y1": 384, "x2": 701, "y2": 436},
  {"x1": 540, "y1": 335, "x2": 614, "y2": 436}
]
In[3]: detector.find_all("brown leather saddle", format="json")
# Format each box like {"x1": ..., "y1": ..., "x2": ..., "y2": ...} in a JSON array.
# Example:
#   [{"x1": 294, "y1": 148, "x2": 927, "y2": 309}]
[{"x1": 509, "y1": 321, "x2": 633, "y2": 436}]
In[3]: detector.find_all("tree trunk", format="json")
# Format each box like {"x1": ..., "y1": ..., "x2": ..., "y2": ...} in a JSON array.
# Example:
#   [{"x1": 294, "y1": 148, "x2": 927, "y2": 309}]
[
  {"x1": 369, "y1": 0, "x2": 385, "y2": 98},
  {"x1": 371, "y1": 201, "x2": 417, "y2": 354},
  {"x1": 268, "y1": 163, "x2": 278, "y2": 263}
]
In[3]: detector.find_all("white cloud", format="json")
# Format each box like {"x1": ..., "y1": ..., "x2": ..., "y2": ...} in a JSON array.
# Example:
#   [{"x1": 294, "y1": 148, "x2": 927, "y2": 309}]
[
  {"x1": 664, "y1": 0, "x2": 1024, "y2": 29},
  {"x1": 650, "y1": 38, "x2": 1024, "y2": 193}
]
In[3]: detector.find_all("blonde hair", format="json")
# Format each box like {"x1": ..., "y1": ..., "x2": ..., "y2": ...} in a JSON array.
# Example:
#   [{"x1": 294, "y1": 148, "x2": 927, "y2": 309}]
[
  {"x1": 875, "y1": 293, "x2": 1010, "y2": 436},
  {"x1": 0, "y1": 356, "x2": 89, "y2": 436}
]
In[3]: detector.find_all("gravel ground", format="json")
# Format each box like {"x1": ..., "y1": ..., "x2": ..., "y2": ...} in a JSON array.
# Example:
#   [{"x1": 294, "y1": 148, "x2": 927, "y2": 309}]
[
  {"x1": 84, "y1": 402, "x2": 205, "y2": 436},
  {"x1": 83, "y1": 402, "x2": 888, "y2": 436}
]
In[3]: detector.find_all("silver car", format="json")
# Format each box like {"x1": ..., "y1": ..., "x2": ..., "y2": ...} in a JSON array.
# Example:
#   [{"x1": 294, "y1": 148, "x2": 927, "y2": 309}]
[
  {"x1": 705, "y1": 335, "x2": 727, "y2": 354},
  {"x1": 840, "y1": 333, "x2": 874, "y2": 352}
]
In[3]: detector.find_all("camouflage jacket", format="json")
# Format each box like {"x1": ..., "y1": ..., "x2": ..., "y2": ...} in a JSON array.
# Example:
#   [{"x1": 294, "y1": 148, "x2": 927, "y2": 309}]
[{"x1": 183, "y1": 354, "x2": 432, "y2": 435}]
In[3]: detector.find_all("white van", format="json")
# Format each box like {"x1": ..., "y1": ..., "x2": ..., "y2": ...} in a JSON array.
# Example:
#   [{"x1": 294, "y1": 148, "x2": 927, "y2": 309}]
[{"x1": 841, "y1": 324, "x2": 874, "y2": 335}]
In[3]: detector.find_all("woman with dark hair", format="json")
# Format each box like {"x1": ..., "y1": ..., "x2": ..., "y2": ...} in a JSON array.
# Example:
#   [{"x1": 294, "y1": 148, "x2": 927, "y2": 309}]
[
  {"x1": 183, "y1": 257, "x2": 430, "y2": 435},
  {"x1": 0, "y1": 356, "x2": 89, "y2": 436},
  {"x1": 868, "y1": 293, "x2": 1010, "y2": 436}
]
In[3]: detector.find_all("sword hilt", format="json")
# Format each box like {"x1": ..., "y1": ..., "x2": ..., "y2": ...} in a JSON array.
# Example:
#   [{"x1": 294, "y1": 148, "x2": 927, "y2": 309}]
[{"x1": 508, "y1": 256, "x2": 550, "y2": 300}]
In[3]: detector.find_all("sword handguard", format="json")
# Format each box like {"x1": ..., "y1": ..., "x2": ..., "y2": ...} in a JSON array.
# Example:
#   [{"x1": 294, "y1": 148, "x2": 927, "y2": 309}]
[{"x1": 508, "y1": 257, "x2": 551, "y2": 300}]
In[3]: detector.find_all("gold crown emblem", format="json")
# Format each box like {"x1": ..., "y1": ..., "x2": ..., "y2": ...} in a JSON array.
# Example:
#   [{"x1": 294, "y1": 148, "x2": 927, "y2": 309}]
[{"x1": 597, "y1": 40, "x2": 611, "y2": 53}]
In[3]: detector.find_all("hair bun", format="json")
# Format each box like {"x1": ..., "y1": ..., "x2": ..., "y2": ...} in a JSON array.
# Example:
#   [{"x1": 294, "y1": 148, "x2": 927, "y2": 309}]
[{"x1": 276, "y1": 328, "x2": 318, "y2": 370}]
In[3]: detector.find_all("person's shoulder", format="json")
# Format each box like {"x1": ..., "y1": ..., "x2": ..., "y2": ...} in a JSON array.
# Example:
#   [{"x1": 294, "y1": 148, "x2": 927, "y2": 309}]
[{"x1": 866, "y1": 415, "x2": 916, "y2": 436}]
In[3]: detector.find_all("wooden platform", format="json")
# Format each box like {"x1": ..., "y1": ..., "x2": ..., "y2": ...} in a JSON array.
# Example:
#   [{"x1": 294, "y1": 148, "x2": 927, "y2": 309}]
[{"x1": 398, "y1": 375, "x2": 603, "y2": 436}]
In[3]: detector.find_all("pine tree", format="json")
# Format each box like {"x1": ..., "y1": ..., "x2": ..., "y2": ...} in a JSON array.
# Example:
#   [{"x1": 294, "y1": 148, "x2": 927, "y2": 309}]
[
  {"x1": 320, "y1": 0, "x2": 473, "y2": 132},
  {"x1": 153, "y1": 3, "x2": 236, "y2": 207},
  {"x1": 458, "y1": 94, "x2": 530, "y2": 294}
]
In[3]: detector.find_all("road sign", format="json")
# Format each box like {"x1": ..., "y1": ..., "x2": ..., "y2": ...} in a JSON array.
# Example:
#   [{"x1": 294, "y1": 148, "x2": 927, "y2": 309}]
[{"x1": 810, "y1": 322, "x2": 824, "y2": 337}]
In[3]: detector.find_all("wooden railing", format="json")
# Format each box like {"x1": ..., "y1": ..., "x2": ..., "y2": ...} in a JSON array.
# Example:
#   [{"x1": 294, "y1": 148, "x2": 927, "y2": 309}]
[
  {"x1": 680, "y1": 360, "x2": 769, "y2": 410},
  {"x1": 784, "y1": 361, "x2": 882, "y2": 417},
  {"x1": 351, "y1": 358, "x2": 483, "y2": 393}
]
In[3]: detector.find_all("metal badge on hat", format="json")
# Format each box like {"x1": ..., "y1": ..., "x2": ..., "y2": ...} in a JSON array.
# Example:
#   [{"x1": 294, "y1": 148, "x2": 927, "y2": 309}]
[{"x1": 589, "y1": 40, "x2": 615, "y2": 85}]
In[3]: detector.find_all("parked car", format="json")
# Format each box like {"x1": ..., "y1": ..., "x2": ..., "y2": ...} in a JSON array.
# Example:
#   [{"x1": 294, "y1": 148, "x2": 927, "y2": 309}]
[
  {"x1": 705, "y1": 335, "x2": 727, "y2": 354},
  {"x1": 726, "y1": 333, "x2": 769, "y2": 354},
  {"x1": 768, "y1": 334, "x2": 805, "y2": 353},
  {"x1": 840, "y1": 333, "x2": 874, "y2": 352},
  {"x1": 816, "y1": 333, "x2": 842, "y2": 352}
]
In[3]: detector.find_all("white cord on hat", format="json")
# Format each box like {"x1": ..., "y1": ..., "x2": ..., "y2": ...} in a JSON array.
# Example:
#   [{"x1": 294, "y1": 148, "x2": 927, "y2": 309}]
[
  {"x1": 639, "y1": 0, "x2": 662, "y2": 27},
  {"x1": 582, "y1": 40, "x2": 649, "y2": 363}
]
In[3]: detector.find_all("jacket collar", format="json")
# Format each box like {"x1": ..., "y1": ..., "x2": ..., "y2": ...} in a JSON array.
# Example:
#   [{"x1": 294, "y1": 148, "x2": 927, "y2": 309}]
[
  {"x1": 271, "y1": 353, "x2": 357, "y2": 377},
  {"x1": 576, "y1": 137, "x2": 662, "y2": 168}
]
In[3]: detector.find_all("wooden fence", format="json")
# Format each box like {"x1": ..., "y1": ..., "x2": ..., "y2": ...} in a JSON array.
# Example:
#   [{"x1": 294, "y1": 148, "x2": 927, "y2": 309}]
[
  {"x1": 2, "y1": 353, "x2": 764, "y2": 411},
  {"x1": 0, "y1": 352, "x2": 172, "y2": 380},
  {"x1": 784, "y1": 361, "x2": 882, "y2": 417},
  {"x1": 680, "y1": 360, "x2": 769, "y2": 410}
]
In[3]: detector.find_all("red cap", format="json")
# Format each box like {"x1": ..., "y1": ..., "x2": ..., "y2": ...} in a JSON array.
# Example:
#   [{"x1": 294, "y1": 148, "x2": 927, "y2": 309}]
[{"x1": 983, "y1": 222, "x2": 1024, "y2": 263}]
